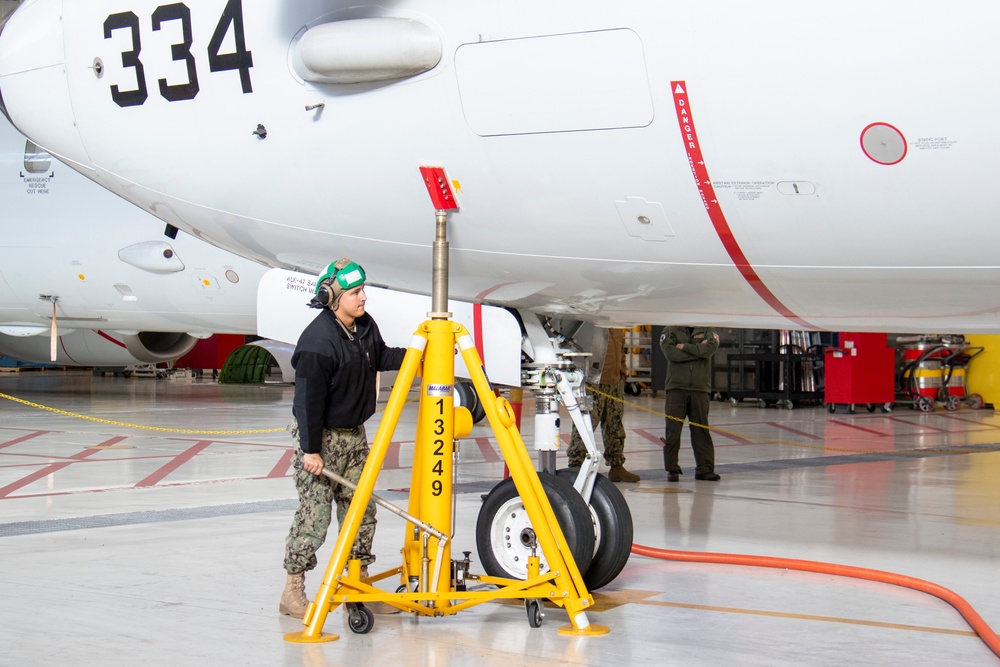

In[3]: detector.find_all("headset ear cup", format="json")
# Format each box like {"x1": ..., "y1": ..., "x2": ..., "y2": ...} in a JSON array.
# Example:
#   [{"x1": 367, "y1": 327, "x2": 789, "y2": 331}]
[{"x1": 316, "y1": 281, "x2": 333, "y2": 307}]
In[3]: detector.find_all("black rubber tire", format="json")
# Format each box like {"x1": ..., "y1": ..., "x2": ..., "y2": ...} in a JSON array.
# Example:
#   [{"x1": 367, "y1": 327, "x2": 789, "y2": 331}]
[
  {"x1": 347, "y1": 604, "x2": 374, "y2": 634},
  {"x1": 525, "y1": 599, "x2": 543, "y2": 628},
  {"x1": 476, "y1": 472, "x2": 595, "y2": 581},
  {"x1": 454, "y1": 380, "x2": 486, "y2": 424},
  {"x1": 556, "y1": 468, "x2": 633, "y2": 591}
]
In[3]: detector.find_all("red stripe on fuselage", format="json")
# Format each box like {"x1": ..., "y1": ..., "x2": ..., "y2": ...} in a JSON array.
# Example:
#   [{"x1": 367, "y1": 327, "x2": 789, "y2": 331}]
[
  {"x1": 95, "y1": 330, "x2": 128, "y2": 348},
  {"x1": 671, "y1": 81, "x2": 813, "y2": 329}
]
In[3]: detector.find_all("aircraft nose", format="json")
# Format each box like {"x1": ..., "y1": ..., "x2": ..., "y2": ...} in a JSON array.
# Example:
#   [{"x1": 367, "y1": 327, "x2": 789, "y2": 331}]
[
  {"x1": 0, "y1": 6, "x2": 12, "y2": 125},
  {"x1": 0, "y1": 0, "x2": 91, "y2": 164}
]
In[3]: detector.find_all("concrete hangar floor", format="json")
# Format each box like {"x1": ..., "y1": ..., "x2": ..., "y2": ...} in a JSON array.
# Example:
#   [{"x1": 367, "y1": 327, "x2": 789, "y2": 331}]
[{"x1": 1, "y1": 369, "x2": 999, "y2": 667}]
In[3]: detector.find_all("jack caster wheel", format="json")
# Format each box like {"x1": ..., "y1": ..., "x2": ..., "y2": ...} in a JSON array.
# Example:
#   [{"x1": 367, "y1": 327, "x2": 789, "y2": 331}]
[
  {"x1": 525, "y1": 599, "x2": 544, "y2": 628},
  {"x1": 476, "y1": 472, "x2": 595, "y2": 583},
  {"x1": 347, "y1": 604, "x2": 374, "y2": 634}
]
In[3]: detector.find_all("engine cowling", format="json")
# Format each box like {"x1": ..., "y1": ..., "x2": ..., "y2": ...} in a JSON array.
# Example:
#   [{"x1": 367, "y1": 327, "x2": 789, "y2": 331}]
[{"x1": 0, "y1": 329, "x2": 199, "y2": 366}]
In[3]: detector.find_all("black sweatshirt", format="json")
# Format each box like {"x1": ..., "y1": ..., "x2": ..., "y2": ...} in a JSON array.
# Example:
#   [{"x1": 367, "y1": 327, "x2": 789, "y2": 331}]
[{"x1": 291, "y1": 309, "x2": 406, "y2": 454}]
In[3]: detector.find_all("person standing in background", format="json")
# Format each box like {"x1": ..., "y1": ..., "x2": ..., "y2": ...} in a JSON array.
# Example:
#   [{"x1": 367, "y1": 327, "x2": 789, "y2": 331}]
[
  {"x1": 659, "y1": 326, "x2": 721, "y2": 482},
  {"x1": 568, "y1": 328, "x2": 641, "y2": 483}
]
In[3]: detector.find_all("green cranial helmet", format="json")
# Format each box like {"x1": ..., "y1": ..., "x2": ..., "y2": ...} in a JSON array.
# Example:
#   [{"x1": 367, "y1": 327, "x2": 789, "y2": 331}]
[
  {"x1": 333, "y1": 261, "x2": 366, "y2": 290},
  {"x1": 315, "y1": 259, "x2": 366, "y2": 296}
]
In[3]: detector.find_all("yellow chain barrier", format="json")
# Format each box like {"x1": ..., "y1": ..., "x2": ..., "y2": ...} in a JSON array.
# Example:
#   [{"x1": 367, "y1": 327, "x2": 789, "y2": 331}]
[
  {"x1": 0, "y1": 391, "x2": 286, "y2": 435},
  {"x1": 2, "y1": 385, "x2": 990, "y2": 456},
  {"x1": 588, "y1": 385, "x2": 991, "y2": 457}
]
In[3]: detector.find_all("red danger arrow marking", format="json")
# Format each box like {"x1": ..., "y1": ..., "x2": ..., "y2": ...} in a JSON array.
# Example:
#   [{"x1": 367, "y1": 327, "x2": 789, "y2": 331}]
[{"x1": 671, "y1": 81, "x2": 813, "y2": 329}]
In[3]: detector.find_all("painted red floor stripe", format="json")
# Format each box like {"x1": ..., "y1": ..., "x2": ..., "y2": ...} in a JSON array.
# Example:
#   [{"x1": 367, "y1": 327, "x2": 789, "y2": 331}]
[
  {"x1": 0, "y1": 435, "x2": 125, "y2": 498},
  {"x1": 634, "y1": 429, "x2": 666, "y2": 446},
  {"x1": 766, "y1": 423, "x2": 823, "y2": 440},
  {"x1": 266, "y1": 448, "x2": 295, "y2": 478},
  {"x1": 713, "y1": 431, "x2": 756, "y2": 446},
  {"x1": 383, "y1": 441, "x2": 402, "y2": 470},
  {"x1": 0, "y1": 431, "x2": 52, "y2": 450},
  {"x1": 474, "y1": 437, "x2": 502, "y2": 463},
  {"x1": 134, "y1": 440, "x2": 213, "y2": 488},
  {"x1": 828, "y1": 420, "x2": 892, "y2": 437},
  {"x1": 885, "y1": 417, "x2": 953, "y2": 433}
]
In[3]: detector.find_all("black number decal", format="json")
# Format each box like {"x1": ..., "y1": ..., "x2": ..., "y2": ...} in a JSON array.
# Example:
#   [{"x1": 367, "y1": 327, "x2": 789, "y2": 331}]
[
  {"x1": 434, "y1": 418, "x2": 445, "y2": 436},
  {"x1": 431, "y1": 479, "x2": 443, "y2": 496},
  {"x1": 152, "y1": 3, "x2": 199, "y2": 101},
  {"x1": 432, "y1": 460, "x2": 443, "y2": 475},
  {"x1": 104, "y1": 12, "x2": 148, "y2": 107},
  {"x1": 207, "y1": 0, "x2": 254, "y2": 93},
  {"x1": 105, "y1": 2, "x2": 253, "y2": 106},
  {"x1": 433, "y1": 439, "x2": 444, "y2": 456},
  {"x1": 436, "y1": 398, "x2": 444, "y2": 414}
]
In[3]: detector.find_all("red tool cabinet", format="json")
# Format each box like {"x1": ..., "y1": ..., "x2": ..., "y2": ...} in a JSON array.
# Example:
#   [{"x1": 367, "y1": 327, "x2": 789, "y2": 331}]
[{"x1": 823, "y1": 332, "x2": 895, "y2": 413}]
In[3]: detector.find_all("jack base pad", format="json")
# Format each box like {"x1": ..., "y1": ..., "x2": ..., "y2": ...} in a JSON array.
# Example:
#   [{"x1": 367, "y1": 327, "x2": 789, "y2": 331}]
[
  {"x1": 558, "y1": 623, "x2": 610, "y2": 637},
  {"x1": 284, "y1": 631, "x2": 340, "y2": 643}
]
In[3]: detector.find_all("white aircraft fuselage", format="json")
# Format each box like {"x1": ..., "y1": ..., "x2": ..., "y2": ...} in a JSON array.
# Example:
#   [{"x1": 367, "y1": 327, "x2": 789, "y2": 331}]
[
  {"x1": 0, "y1": 112, "x2": 266, "y2": 365},
  {"x1": 0, "y1": 1, "x2": 997, "y2": 332}
]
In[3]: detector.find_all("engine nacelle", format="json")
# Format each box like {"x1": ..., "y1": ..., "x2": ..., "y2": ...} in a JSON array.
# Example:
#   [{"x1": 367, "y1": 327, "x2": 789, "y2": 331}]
[{"x1": 0, "y1": 329, "x2": 199, "y2": 366}]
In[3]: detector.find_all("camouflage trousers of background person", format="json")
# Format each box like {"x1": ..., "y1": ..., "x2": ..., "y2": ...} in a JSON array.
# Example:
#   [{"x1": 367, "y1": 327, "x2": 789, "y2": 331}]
[
  {"x1": 283, "y1": 420, "x2": 378, "y2": 575},
  {"x1": 567, "y1": 380, "x2": 627, "y2": 468}
]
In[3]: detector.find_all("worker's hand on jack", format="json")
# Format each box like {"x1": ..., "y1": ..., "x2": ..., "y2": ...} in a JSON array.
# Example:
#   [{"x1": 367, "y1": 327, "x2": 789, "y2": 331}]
[{"x1": 303, "y1": 452, "x2": 324, "y2": 476}]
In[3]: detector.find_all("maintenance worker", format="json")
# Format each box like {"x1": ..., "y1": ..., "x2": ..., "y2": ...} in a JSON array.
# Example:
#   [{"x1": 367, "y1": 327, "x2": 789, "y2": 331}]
[
  {"x1": 659, "y1": 326, "x2": 721, "y2": 482},
  {"x1": 279, "y1": 258, "x2": 407, "y2": 618},
  {"x1": 568, "y1": 328, "x2": 640, "y2": 482}
]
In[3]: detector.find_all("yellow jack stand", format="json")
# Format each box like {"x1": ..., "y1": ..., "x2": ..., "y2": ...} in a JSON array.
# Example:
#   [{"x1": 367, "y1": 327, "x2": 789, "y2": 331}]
[
  {"x1": 285, "y1": 317, "x2": 609, "y2": 642},
  {"x1": 285, "y1": 181, "x2": 609, "y2": 643}
]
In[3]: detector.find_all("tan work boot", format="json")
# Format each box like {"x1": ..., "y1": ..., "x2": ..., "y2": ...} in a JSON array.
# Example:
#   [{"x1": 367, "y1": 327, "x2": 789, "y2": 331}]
[
  {"x1": 279, "y1": 572, "x2": 310, "y2": 618},
  {"x1": 608, "y1": 465, "x2": 640, "y2": 483},
  {"x1": 358, "y1": 566, "x2": 401, "y2": 615}
]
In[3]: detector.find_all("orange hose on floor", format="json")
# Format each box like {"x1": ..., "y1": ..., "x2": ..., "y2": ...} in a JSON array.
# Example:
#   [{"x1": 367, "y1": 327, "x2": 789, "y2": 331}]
[{"x1": 631, "y1": 543, "x2": 1000, "y2": 659}]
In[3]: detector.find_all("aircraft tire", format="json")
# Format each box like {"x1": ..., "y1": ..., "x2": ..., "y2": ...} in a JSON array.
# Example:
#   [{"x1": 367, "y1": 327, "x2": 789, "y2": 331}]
[
  {"x1": 454, "y1": 380, "x2": 486, "y2": 423},
  {"x1": 476, "y1": 472, "x2": 594, "y2": 582},
  {"x1": 556, "y1": 468, "x2": 633, "y2": 591}
]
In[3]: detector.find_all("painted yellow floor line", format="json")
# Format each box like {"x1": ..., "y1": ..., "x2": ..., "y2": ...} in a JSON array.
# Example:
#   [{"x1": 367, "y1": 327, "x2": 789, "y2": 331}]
[{"x1": 639, "y1": 599, "x2": 977, "y2": 637}]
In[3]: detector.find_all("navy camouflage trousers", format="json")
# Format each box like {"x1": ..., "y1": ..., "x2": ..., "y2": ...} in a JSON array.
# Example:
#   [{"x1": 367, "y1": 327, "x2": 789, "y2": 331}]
[
  {"x1": 283, "y1": 420, "x2": 378, "y2": 575},
  {"x1": 567, "y1": 380, "x2": 627, "y2": 468}
]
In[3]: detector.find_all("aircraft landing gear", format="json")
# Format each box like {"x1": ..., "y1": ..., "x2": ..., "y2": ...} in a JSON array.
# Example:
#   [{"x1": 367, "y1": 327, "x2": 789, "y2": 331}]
[
  {"x1": 476, "y1": 320, "x2": 634, "y2": 591},
  {"x1": 476, "y1": 472, "x2": 594, "y2": 581}
]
